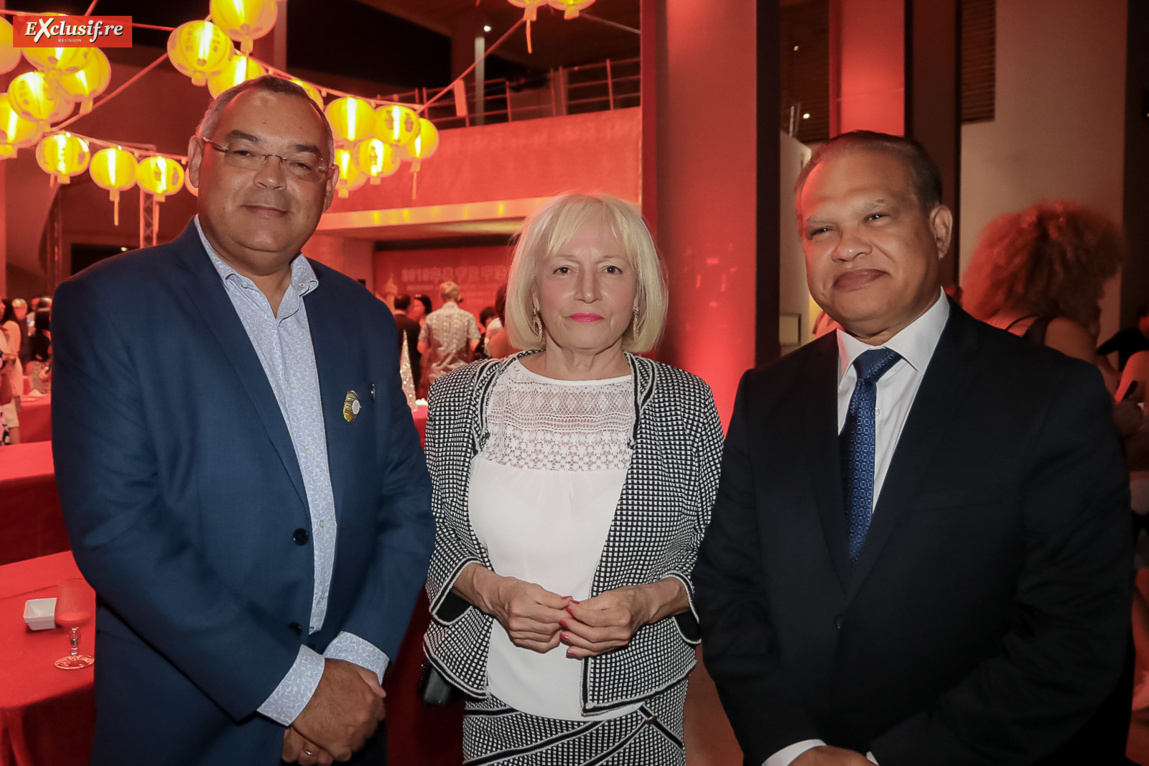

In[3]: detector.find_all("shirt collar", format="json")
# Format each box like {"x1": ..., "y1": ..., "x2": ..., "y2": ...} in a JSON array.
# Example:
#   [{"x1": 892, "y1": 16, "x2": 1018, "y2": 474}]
[
  {"x1": 836, "y1": 289, "x2": 950, "y2": 381},
  {"x1": 194, "y1": 215, "x2": 319, "y2": 299}
]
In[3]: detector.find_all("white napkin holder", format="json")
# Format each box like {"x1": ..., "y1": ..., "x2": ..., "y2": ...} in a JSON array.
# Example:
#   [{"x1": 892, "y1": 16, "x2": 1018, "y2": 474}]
[{"x1": 24, "y1": 597, "x2": 57, "y2": 630}]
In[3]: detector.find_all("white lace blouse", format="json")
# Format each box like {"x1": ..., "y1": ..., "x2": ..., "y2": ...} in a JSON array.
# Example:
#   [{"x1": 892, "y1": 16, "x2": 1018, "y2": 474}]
[{"x1": 468, "y1": 359, "x2": 641, "y2": 720}]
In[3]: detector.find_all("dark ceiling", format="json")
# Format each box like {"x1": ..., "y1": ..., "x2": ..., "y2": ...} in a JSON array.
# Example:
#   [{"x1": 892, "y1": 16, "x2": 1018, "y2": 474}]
[{"x1": 6, "y1": 0, "x2": 639, "y2": 92}]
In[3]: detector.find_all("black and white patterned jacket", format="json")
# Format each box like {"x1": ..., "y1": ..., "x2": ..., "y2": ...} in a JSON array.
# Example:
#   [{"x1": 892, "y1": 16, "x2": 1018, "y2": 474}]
[{"x1": 422, "y1": 350, "x2": 724, "y2": 714}]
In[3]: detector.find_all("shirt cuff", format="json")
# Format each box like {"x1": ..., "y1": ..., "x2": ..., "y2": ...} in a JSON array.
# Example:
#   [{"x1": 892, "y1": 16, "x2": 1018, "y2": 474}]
[
  {"x1": 323, "y1": 631, "x2": 390, "y2": 685},
  {"x1": 765, "y1": 739, "x2": 827, "y2": 766},
  {"x1": 867, "y1": 753, "x2": 878, "y2": 764},
  {"x1": 257, "y1": 645, "x2": 325, "y2": 726}
]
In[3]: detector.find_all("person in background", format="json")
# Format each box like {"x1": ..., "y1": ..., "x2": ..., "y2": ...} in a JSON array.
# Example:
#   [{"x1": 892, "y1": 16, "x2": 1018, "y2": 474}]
[
  {"x1": 11, "y1": 298, "x2": 30, "y2": 367},
  {"x1": 1100, "y1": 304, "x2": 1149, "y2": 371},
  {"x1": 485, "y1": 283, "x2": 520, "y2": 359},
  {"x1": 695, "y1": 131, "x2": 1131, "y2": 766},
  {"x1": 52, "y1": 75, "x2": 433, "y2": 765},
  {"x1": 962, "y1": 201, "x2": 1125, "y2": 394},
  {"x1": 418, "y1": 281, "x2": 479, "y2": 389},
  {"x1": 0, "y1": 298, "x2": 22, "y2": 444},
  {"x1": 0, "y1": 322, "x2": 11, "y2": 445},
  {"x1": 410, "y1": 294, "x2": 432, "y2": 326},
  {"x1": 392, "y1": 293, "x2": 422, "y2": 388},
  {"x1": 473, "y1": 305, "x2": 496, "y2": 360},
  {"x1": 423, "y1": 192, "x2": 723, "y2": 764},
  {"x1": 28, "y1": 307, "x2": 51, "y2": 395}
]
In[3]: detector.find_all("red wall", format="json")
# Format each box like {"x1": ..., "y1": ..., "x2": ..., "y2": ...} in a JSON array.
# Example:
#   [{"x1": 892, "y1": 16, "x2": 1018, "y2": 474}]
[
  {"x1": 329, "y1": 108, "x2": 642, "y2": 212},
  {"x1": 375, "y1": 244, "x2": 512, "y2": 322}
]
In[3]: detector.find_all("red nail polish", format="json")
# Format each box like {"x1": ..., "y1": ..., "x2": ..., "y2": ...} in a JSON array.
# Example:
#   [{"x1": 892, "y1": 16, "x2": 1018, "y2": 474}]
[
  {"x1": 569, "y1": 599, "x2": 581, "y2": 605},
  {"x1": 560, "y1": 633, "x2": 570, "y2": 644},
  {"x1": 566, "y1": 606, "x2": 575, "y2": 617},
  {"x1": 560, "y1": 619, "x2": 569, "y2": 629}
]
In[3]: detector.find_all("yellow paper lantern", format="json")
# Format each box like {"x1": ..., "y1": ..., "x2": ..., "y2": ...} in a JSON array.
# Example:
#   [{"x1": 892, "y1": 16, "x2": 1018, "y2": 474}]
[
  {"x1": 136, "y1": 155, "x2": 185, "y2": 202},
  {"x1": 373, "y1": 104, "x2": 420, "y2": 147},
  {"x1": 325, "y1": 96, "x2": 375, "y2": 148},
  {"x1": 333, "y1": 148, "x2": 366, "y2": 199},
  {"x1": 48, "y1": 92, "x2": 75, "y2": 124},
  {"x1": 58, "y1": 49, "x2": 111, "y2": 115},
  {"x1": 35, "y1": 133, "x2": 90, "y2": 184},
  {"x1": 207, "y1": 54, "x2": 266, "y2": 98},
  {"x1": 507, "y1": 0, "x2": 546, "y2": 22},
  {"x1": 168, "y1": 21, "x2": 234, "y2": 87},
  {"x1": 23, "y1": 45, "x2": 92, "y2": 75},
  {"x1": 210, "y1": 0, "x2": 279, "y2": 55},
  {"x1": 90, "y1": 147, "x2": 138, "y2": 225},
  {"x1": 354, "y1": 138, "x2": 400, "y2": 184},
  {"x1": 401, "y1": 118, "x2": 439, "y2": 171},
  {"x1": 0, "y1": 94, "x2": 44, "y2": 154},
  {"x1": 546, "y1": 0, "x2": 595, "y2": 18},
  {"x1": 0, "y1": 18, "x2": 24, "y2": 74},
  {"x1": 290, "y1": 78, "x2": 324, "y2": 111},
  {"x1": 9, "y1": 72, "x2": 68, "y2": 127}
]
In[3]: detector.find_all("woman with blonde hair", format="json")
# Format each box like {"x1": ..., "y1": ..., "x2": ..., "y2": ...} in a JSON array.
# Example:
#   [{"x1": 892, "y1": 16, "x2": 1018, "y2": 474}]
[
  {"x1": 962, "y1": 201, "x2": 1125, "y2": 389},
  {"x1": 422, "y1": 192, "x2": 723, "y2": 764}
]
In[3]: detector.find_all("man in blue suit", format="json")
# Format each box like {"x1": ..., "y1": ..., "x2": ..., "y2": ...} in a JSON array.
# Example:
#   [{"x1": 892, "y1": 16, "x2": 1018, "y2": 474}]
[{"x1": 52, "y1": 76, "x2": 434, "y2": 765}]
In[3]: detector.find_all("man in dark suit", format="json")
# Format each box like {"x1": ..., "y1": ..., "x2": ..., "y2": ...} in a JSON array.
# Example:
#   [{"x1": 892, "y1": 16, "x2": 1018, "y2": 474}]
[
  {"x1": 694, "y1": 131, "x2": 1131, "y2": 766},
  {"x1": 392, "y1": 293, "x2": 422, "y2": 386},
  {"x1": 52, "y1": 76, "x2": 434, "y2": 765}
]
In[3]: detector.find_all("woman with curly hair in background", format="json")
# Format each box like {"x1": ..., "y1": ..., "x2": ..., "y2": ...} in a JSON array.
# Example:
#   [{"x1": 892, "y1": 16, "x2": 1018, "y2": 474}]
[{"x1": 961, "y1": 201, "x2": 1126, "y2": 392}]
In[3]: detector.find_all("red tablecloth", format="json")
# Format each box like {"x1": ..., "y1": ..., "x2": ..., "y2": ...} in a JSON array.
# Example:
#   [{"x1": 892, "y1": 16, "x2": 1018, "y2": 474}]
[
  {"x1": 0, "y1": 551, "x2": 95, "y2": 766},
  {"x1": 15, "y1": 397, "x2": 50, "y2": 445},
  {"x1": 0, "y1": 443, "x2": 67, "y2": 566}
]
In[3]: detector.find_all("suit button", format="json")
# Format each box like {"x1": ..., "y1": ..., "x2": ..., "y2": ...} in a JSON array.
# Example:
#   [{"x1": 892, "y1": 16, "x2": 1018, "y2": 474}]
[
  {"x1": 289, "y1": 622, "x2": 302, "y2": 636},
  {"x1": 835, "y1": 615, "x2": 843, "y2": 631},
  {"x1": 293, "y1": 528, "x2": 309, "y2": 545}
]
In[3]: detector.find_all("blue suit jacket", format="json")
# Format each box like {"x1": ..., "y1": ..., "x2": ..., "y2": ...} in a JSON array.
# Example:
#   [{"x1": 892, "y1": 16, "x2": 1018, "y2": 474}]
[{"x1": 51, "y1": 223, "x2": 434, "y2": 765}]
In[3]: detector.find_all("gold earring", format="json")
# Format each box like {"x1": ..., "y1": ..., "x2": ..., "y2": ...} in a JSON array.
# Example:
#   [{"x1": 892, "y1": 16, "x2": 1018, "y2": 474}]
[
  {"x1": 531, "y1": 307, "x2": 545, "y2": 343},
  {"x1": 631, "y1": 304, "x2": 642, "y2": 337}
]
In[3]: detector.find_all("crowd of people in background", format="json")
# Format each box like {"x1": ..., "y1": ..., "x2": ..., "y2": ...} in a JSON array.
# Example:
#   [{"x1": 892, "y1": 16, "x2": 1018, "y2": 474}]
[{"x1": 0, "y1": 294, "x2": 51, "y2": 445}]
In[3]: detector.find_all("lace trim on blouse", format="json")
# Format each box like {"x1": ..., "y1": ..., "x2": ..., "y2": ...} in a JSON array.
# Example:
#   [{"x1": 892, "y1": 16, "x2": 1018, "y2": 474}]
[{"x1": 481, "y1": 360, "x2": 634, "y2": 472}]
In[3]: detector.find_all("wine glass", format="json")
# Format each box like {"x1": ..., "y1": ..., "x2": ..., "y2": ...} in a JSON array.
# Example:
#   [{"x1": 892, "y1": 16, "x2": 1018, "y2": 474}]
[{"x1": 54, "y1": 577, "x2": 94, "y2": 670}]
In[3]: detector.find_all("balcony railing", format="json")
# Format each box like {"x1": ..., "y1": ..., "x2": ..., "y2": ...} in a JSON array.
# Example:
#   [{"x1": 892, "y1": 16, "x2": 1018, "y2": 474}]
[{"x1": 386, "y1": 57, "x2": 641, "y2": 131}]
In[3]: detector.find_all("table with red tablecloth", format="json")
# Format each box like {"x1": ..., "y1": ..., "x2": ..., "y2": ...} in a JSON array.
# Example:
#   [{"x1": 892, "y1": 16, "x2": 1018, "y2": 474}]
[
  {"x1": 15, "y1": 397, "x2": 50, "y2": 444},
  {"x1": 0, "y1": 551, "x2": 95, "y2": 766},
  {"x1": 0, "y1": 443, "x2": 67, "y2": 566}
]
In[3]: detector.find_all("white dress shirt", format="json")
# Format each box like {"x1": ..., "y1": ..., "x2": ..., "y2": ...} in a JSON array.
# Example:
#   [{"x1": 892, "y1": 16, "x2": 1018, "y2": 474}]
[{"x1": 766, "y1": 291, "x2": 949, "y2": 766}]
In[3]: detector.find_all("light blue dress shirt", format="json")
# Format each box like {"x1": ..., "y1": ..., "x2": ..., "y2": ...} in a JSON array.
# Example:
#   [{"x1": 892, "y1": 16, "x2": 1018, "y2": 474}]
[{"x1": 195, "y1": 218, "x2": 388, "y2": 726}]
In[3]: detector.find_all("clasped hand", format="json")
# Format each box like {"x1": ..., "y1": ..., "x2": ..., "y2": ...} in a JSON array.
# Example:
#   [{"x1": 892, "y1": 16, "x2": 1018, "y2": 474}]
[
  {"x1": 281, "y1": 659, "x2": 386, "y2": 764},
  {"x1": 486, "y1": 576, "x2": 653, "y2": 659}
]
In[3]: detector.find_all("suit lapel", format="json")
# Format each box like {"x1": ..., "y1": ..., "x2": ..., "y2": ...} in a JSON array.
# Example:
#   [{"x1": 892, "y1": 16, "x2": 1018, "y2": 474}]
[
  {"x1": 303, "y1": 266, "x2": 353, "y2": 522},
  {"x1": 802, "y1": 336, "x2": 854, "y2": 592},
  {"x1": 175, "y1": 224, "x2": 309, "y2": 508},
  {"x1": 847, "y1": 305, "x2": 980, "y2": 598}
]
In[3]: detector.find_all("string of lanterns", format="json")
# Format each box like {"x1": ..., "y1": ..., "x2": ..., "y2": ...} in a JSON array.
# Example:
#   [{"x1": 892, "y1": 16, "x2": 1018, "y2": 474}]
[{"x1": 0, "y1": 0, "x2": 588, "y2": 224}]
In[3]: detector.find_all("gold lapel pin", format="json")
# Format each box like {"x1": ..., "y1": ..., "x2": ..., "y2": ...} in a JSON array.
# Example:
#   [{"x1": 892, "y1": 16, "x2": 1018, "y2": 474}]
[{"x1": 343, "y1": 390, "x2": 361, "y2": 422}]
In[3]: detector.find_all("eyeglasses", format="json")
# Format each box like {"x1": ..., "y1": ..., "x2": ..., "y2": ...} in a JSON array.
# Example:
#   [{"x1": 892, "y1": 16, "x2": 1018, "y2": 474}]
[{"x1": 196, "y1": 136, "x2": 333, "y2": 183}]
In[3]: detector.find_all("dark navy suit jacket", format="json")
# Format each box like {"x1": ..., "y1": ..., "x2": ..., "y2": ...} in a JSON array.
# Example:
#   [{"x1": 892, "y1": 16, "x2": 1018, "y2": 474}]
[
  {"x1": 52, "y1": 223, "x2": 433, "y2": 765},
  {"x1": 695, "y1": 305, "x2": 1132, "y2": 766}
]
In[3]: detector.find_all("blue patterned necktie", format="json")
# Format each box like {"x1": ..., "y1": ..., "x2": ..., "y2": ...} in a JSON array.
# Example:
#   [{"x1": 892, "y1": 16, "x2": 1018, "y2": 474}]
[{"x1": 841, "y1": 348, "x2": 902, "y2": 561}]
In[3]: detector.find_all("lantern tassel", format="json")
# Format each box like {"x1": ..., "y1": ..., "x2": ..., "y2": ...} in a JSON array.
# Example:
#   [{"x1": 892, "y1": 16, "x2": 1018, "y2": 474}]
[
  {"x1": 152, "y1": 197, "x2": 160, "y2": 246},
  {"x1": 411, "y1": 169, "x2": 418, "y2": 200},
  {"x1": 111, "y1": 189, "x2": 120, "y2": 227},
  {"x1": 526, "y1": 19, "x2": 533, "y2": 54}
]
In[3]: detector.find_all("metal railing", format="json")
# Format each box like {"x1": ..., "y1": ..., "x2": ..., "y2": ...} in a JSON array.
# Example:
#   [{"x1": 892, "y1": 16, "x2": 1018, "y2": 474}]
[{"x1": 394, "y1": 57, "x2": 640, "y2": 131}]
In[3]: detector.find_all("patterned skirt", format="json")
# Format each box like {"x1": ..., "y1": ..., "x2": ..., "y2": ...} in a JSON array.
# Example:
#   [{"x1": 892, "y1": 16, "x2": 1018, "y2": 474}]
[{"x1": 462, "y1": 679, "x2": 688, "y2": 766}]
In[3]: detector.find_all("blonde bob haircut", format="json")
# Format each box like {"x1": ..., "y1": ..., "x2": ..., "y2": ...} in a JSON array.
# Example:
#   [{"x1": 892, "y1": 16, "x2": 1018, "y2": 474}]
[{"x1": 505, "y1": 192, "x2": 667, "y2": 354}]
